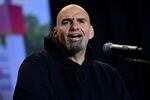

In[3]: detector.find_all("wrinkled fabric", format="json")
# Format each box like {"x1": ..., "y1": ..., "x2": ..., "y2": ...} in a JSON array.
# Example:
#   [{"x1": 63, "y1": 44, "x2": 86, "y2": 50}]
[{"x1": 13, "y1": 36, "x2": 132, "y2": 100}]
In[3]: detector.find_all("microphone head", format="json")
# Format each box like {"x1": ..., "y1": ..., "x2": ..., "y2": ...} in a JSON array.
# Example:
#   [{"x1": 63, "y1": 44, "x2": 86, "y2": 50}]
[
  {"x1": 103, "y1": 42, "x2": 144, "y2": 55},
  {"x1": 103, "y1": 42, "x2": 113, "y2": 53}
]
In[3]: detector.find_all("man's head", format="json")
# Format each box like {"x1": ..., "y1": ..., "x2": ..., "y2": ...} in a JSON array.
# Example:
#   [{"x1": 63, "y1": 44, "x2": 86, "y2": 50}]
[{"x1": 52, "y1": 4, "x2": 94, "y2": 55}]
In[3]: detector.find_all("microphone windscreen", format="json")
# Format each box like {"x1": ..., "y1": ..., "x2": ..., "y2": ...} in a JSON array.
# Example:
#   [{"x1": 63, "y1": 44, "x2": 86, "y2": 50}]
[{"x1": 103, "y1": 42, "x2": 113, "y2": 53}]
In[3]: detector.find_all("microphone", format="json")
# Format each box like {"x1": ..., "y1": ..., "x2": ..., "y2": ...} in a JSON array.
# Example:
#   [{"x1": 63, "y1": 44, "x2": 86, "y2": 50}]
[{"x1": 103, "y1": 42, "x2": 143, "y2": 54}]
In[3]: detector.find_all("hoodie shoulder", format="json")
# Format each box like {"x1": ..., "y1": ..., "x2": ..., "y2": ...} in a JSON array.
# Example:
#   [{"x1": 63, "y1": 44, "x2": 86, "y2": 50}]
[{"x1": 93, "y1": 60, "x2": 117, "y2": 72}]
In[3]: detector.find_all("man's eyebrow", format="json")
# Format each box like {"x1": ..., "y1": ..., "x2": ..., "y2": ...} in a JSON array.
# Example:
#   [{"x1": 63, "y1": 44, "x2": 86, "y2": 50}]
[
  {"x1": 61, "y1": 17, "x2": 88, "y2": 24},
  {"x1": 62, "y1": 17, "x2": 87, "y2": 21},
  {"x1": 77, "y1": 18, "x2": 87, "y2": 21},
  {"x1": 61, "y1": 18, "x2": 72, "y2": 21}
]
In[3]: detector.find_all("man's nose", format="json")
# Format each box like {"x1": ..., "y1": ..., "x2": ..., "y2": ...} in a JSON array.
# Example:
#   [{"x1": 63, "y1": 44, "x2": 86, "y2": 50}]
[{"x1": 70, "y1": 21, "x2": 79, "y2": 31}]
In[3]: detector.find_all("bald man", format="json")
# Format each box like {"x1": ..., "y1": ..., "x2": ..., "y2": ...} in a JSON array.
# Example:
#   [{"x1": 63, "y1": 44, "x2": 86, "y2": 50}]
[{"x1": 13, "y1": 4, "x2": 132, "y2": 100}]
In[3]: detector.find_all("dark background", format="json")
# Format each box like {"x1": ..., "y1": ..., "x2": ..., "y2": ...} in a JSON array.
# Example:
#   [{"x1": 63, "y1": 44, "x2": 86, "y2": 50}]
[{"x1": 49, "y1": 0, "x2": 150, "y2": 100}]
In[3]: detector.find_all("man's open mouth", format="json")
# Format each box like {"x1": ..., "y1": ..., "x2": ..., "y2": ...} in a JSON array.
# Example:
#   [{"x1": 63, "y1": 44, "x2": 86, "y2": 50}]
[
  {"x1": 68, "y1": 34, "x2": 82, "y2": 38},
  {"x1": 67, "y1": 34, "x2": 82, "y2": 41}
]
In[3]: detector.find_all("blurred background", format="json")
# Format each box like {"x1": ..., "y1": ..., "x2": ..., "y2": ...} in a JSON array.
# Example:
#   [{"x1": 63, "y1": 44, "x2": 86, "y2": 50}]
[
  {"x1": 0, "y1": 0, "x2": 150, "y2": 100},
  {"x1": 0, "y1": 0, "x2": 51, "y2": 99}
]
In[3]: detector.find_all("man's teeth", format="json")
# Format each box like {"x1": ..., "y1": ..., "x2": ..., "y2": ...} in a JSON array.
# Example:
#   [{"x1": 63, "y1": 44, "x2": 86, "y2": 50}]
[{"x1": 68, "y1": 34, "x2": 82, "y2": 38}]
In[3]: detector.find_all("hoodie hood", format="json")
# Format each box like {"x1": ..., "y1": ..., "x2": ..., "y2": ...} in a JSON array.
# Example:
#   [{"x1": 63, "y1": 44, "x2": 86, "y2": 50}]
[{"x1": 44, "y1": 35, "x2": 95, "y2": 68}]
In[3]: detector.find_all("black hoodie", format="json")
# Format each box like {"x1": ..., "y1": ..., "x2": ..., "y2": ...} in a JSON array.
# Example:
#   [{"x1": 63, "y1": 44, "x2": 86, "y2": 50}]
[{"x1": 13, "y1": 36, "x2": 132, "y2": 100}]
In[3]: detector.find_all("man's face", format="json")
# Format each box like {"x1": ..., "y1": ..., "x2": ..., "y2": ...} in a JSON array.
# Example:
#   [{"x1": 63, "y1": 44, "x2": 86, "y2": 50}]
[{"x1": 53, "y1": 6, "x2": 94, "y2": 53}]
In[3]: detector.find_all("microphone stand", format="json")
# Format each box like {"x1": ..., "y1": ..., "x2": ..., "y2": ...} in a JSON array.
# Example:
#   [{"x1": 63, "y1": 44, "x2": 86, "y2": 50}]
[{"x1": 126, "y1": 57, "x2": 150, "y2": 67}]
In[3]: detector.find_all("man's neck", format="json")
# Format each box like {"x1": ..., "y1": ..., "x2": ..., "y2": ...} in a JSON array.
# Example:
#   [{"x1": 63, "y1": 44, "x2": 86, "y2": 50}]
[{"x1": 68, "y1": 50, "x2": 86, "y2": 65}]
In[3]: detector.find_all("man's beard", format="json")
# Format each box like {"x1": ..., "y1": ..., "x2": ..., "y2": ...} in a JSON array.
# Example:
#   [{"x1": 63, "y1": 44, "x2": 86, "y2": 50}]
[{"x1": 63, "y1": 39, "x2": 88, "y2": 55}]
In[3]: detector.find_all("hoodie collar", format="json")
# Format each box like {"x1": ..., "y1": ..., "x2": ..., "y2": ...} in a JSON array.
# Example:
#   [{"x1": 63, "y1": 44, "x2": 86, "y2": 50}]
[{"x1": 44, "y1": 35, "x2": 95, "y2": 68}]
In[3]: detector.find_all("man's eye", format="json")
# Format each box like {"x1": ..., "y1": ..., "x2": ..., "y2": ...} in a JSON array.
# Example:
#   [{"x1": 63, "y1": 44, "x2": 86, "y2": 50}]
[
  {"x1": 62, "y1": 21, "x2": 69, "y2": 24},
  {"x1": 62, "y1": 20, "x2": 72, "y2": 25},
  {"x1": 79, "y1": 20, "x2": 85, "y2": 23}
]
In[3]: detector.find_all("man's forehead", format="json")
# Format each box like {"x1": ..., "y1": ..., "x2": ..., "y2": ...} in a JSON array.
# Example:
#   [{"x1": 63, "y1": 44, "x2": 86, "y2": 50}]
[
  {"x1": 56, "y1": 4, "x2": 90, "y2": 24},
  {"x1": 61, "y1": 5, "x2": 86, "y2": 12},
  {"x1": 60, "y1": 13, "x2": 88, "y2": 20}
]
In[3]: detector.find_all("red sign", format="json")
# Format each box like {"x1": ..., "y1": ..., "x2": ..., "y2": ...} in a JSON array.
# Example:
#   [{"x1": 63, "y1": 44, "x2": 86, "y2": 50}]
[{"x1": 0, "y1": 4, "x2": 26, "y2": 35}]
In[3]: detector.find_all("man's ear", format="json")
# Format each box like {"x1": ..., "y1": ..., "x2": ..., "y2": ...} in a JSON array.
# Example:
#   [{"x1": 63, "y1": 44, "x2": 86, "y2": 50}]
[
  {"x1": 89, "y1": 25, "x2": 94, "y2": 39},
  {"x1": 52, "y1": 27, "x2": 57, "y2": 38}
]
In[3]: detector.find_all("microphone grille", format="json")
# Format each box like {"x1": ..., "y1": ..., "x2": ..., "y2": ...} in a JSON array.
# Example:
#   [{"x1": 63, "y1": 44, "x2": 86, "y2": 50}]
[{"x1": 103, "y1": 42, "x2": 113, "y2": 53}]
